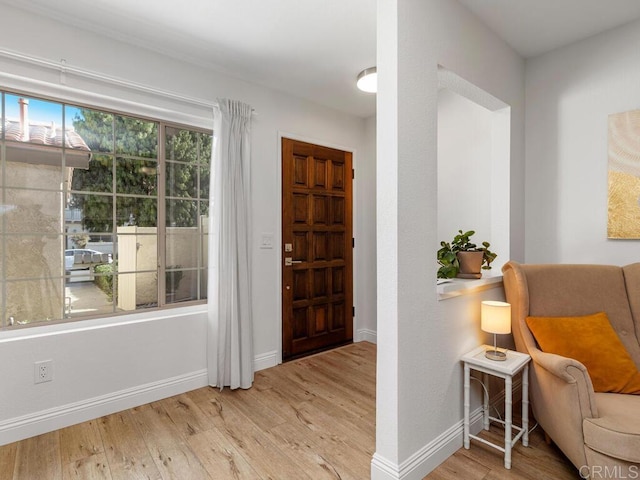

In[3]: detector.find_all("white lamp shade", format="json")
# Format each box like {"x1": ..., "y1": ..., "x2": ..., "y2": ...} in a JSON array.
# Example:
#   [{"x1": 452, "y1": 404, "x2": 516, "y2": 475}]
[
  {"x1": 481, "y1": 301, "x2": 511, "y2": 335},
  {"x1": 357, "y1": 67, "x2": 377, "y2": 93}
]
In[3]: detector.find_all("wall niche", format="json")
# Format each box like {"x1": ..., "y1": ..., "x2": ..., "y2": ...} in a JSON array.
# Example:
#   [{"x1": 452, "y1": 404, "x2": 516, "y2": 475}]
[{"x1": 437, "y1": 67, "x2": 511, "y2": 276}]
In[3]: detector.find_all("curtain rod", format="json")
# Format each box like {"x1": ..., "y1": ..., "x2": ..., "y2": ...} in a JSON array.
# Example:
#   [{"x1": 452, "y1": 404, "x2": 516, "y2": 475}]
[{"x1": 0, "y1": 48, "x2": 256, "y2": 114}]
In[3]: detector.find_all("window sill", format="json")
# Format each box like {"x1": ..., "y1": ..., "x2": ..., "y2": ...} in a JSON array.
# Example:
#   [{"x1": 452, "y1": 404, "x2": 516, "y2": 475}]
[
  {"x1": 0, "y1": 303, "x2": 207, "y2": 342},
  {"x1": 437, "y1": 275, "x2": 503, "y2": 300}
]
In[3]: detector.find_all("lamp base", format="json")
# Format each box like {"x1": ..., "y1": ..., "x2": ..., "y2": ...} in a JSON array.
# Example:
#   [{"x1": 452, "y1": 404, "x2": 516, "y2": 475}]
[{"x1": 485, "y1": 348, "x2": 507, "y2": 361}]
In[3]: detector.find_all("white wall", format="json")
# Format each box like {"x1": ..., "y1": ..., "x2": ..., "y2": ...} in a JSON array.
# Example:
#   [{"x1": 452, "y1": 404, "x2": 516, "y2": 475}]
[
  {"x1": 525, "y1": 18, "x2": 640, "y2": 265},
  {"x1": 374, "y1": 0, "x2": 524, "y2": 478},
  {"x1": 438, "y1": 89, "x2": 493, "y2": 246},
  {"x1": 0, "y1": 308, "x2": 207, "y2": 443},
  {"x1": 355, "y1": 115, "x2": 378, "y2": 342},
  {"x1": 0, "y1": 4, "x2": 374, "y2": 444}
]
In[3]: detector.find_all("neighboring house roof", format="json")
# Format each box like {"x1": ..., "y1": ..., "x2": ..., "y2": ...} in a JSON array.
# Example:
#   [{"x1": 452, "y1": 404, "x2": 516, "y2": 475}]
[
  {"x1": 1, "y1": 120, "x2": 91, "y2": 169},
  {"x1": 2, "y1": 120, "x2": 90, "y2": 152}
]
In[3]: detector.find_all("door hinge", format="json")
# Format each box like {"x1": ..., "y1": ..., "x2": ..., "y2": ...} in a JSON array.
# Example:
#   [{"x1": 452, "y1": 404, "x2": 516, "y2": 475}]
[
  {"x1": 352, "y1": 306, "x2": 355, "y2": 317},
  {"x1": 352, "y1": 168, "x2": 355, "y2": 179},
  {"x1": 352, "y1": 237, "x2": 355, "y2": 248}
]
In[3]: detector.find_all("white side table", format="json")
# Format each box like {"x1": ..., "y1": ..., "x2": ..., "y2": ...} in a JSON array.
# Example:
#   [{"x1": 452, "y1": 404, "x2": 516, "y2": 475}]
[{"x1": 462, "y1": 345, "x2": 531, "y2": 469}]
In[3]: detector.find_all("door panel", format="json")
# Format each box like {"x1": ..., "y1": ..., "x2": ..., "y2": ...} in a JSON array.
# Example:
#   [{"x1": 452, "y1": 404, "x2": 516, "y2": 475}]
[{"x1": 282, "y1": 138, "x2": 353, "y2": 360}]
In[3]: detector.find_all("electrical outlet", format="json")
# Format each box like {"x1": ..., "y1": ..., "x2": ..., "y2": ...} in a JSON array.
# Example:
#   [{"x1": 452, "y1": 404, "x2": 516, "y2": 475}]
[{"x1": 34, "y1": 360, "x2": 53, "y2": 384}]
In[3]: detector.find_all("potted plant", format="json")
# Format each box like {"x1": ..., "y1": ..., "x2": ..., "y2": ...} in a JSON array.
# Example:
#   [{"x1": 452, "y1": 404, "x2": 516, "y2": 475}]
[{"x1": 437, "y1": 230, "x2": 497, "y2": 279}]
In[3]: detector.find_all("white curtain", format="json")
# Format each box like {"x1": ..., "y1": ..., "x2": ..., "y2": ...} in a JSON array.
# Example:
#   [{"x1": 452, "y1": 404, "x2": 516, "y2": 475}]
[{"x1": 207, "y1": 99, "x2": 254, "y2": 390}]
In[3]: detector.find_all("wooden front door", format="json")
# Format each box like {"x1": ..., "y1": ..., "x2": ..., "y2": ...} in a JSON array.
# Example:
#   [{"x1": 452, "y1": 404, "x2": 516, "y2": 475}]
[{"x1": 282, "y1": 138, "x2": 353, "y2": 360}]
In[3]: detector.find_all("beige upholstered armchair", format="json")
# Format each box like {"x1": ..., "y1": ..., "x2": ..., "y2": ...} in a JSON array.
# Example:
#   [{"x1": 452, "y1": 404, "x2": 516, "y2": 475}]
[{"x1": 502, "y1": 261, "x2": 640, "y2": 477}]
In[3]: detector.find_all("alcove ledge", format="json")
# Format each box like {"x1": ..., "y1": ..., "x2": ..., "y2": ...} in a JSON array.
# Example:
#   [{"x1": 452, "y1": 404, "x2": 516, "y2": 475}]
[{"x1": 437, "y1": 275, "x2": 503, "y2": 300}]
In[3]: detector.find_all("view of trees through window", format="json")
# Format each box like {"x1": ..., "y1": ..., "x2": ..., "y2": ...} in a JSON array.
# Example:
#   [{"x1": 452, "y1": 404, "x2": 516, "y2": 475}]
[{"x1": 0, "y1": 90, "x2": 211, "y2": 326}]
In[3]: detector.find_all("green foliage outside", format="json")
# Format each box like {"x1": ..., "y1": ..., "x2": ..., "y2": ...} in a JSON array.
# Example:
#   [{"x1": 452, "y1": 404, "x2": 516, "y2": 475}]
[
  {"x1": 70, "y1": 110, "x2": 211, "y2": 233},
  {"x1": 94, "y1": 262, "x2": 116, "y2": 301},
  {"x1": 69, "y1": 233, "x2": 90, "y2": 248}
]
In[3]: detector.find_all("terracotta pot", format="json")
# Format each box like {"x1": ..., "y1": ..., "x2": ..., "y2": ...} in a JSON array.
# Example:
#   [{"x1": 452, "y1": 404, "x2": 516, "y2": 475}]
[{"x1": 456, "y1": 251, "x2": 484, "y2": 279}]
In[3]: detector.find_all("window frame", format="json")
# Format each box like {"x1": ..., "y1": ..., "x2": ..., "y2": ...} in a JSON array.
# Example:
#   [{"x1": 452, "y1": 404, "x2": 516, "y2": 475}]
[{"x1": 0, "y1": 88, "x2": 211, "y2": 329}]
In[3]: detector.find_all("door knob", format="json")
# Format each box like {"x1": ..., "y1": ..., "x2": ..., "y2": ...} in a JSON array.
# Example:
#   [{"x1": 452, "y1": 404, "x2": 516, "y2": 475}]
[{"x1": 285, "y1": 257, "x2": 303, "y2": 266}]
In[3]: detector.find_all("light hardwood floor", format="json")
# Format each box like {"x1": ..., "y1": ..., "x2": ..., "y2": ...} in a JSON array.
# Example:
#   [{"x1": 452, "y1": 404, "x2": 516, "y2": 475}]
[
  {"x1": 426, "y1": 423, "x2": 580, "y2": 480},
  {"x1": 0, "y1": 341, "x2": 579, "y2": 479}
]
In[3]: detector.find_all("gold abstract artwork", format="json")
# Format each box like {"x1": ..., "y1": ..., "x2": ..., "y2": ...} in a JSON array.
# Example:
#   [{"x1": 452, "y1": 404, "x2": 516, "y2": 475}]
[{"x1": 608, "y1": 110, "x2": 640, "y2": 239}]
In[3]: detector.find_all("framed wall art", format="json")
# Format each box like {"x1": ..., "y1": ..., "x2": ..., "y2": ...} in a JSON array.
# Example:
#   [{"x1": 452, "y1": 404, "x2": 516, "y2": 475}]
[{"x1": 608, "y1": 110, "x2": 640, "y2": 239}]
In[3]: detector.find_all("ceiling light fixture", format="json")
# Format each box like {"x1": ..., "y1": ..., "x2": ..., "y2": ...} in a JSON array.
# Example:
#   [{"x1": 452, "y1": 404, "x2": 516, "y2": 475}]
[{"x1": 356, "y1": 67, "x2": 377, "y2": 93}]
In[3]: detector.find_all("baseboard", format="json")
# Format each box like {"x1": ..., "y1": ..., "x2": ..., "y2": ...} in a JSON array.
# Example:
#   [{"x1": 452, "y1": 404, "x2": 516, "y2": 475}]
[
  {"x1": 356, "y1": 328, "x2": 377, "y2": 344},
  {"x1": 371, "y1": 406, "x2": 484, "y2": 480},
  {"x1": 0, "y1": 350, "x2": 282, "y2": 446},
  {"x1": 254, "y1": 350, "x2": 278, "y2": 371},
  {"x1": 0, "y1": 369, "x2": 208, "y2": 446}
]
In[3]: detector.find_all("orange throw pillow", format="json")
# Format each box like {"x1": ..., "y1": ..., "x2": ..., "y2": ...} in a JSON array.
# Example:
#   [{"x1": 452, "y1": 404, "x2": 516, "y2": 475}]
[{"x1": 526, "y1": 312, "x2": 640, "y2": 394}]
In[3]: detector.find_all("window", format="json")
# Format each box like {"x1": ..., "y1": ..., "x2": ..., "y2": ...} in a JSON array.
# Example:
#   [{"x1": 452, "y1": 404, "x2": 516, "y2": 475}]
[{"x1": 0, "y1": 90, "x2": 211, "y2": 326}]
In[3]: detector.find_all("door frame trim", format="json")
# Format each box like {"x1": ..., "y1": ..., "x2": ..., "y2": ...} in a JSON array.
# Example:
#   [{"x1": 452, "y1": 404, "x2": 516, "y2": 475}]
[{"x1": 276, "y1": 131, "x2": 358, "y2": 364}]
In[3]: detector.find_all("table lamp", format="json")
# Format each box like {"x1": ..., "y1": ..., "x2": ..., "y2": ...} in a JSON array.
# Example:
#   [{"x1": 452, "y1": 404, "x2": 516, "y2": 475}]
[{"x1": 481, "y1": 300, "x2": 511, "y2": 361}]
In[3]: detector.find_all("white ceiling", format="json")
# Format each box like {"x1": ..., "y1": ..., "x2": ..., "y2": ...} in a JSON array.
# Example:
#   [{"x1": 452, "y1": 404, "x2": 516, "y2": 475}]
[
  {"x1": 6, "y1": 0, "x2": 378, "y2": 117},
  {"x1": 5, "y1": 0, "x2": 640, "y2": 118},
  {"x1": 458, "y1": 0, "x2": 640, "y2": 58}
]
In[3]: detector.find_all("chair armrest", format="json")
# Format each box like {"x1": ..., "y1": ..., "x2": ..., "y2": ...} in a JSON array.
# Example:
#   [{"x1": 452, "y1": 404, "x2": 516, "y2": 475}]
[
  {"x1": 529, "y1": 346, "x2": 598, "y2": 419},
  {"x1": 526, "y1": 346, "x2": 597, "y2": 468}
]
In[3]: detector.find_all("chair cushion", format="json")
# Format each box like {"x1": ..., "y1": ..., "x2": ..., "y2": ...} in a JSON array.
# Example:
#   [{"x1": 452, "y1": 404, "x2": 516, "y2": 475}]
[
  {"x1": 526, "y1": 312, "x2": 640, "y2": 394},
  {"x1": 584, "y1": 393, "x2": 640, "y2": 463}
]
